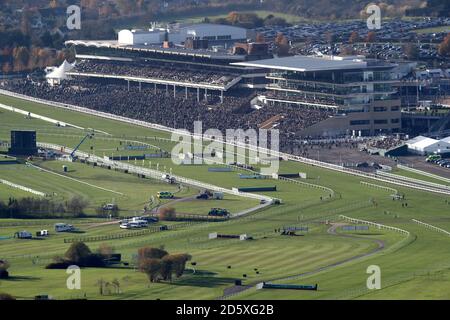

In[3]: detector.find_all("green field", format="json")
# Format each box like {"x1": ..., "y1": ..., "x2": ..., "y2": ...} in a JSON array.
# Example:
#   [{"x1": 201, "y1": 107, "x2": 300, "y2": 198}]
[{"x1": 1, "y1": 93, "x2": 450, "y2": 300}]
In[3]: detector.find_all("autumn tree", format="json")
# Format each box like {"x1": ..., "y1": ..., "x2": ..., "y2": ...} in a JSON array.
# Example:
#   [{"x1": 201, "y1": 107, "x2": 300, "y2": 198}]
[
  {"x1": 139, "y1": 258, "x2": 162, "y2": 282},
  {"x1": 158, "y1": 207, "x2": 176, "y2": 221},
  {"x1": 137, "y1": 247, "x2": 191, "y2": 283},
  {"x1": 65, "y1": 241, "x2": 93, "y2": 264},
  {"x1": 98, "y1": 243, "x2": 114, "y2": 259},
  {"x1": 274, "y1": 33, "x2": 290, "y2": 57},
  {"x1": 349, "y1": 31, "x2": 360, "y2": 44},
  {"x1": 13, "y1": 46, "x2": 30, "y2": 72},
  {"x1": 366, "y1": 31, "x2": 377, "y2": 43},
  {"x1": 256, "y1": 33, "x2": 266, "y2": 43},
  {"x1": 403, "y1": 43, "x2": 420, "y2": 60},
  {"x1": 438, "y1": 33, "x2": 450, "y2": 57}
]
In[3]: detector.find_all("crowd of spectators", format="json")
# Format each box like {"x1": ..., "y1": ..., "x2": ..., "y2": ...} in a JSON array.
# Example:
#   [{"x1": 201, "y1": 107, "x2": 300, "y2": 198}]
[
  {"x1": 265, "y1": 90, "x2": 342, "y2": 107},
  {"x1": 73, "y1": 60, "x2": 238, "y2": 87},
  {"x1": 3, "y1": 78, "x2": 336, "y2": 154},
  {"x1": 364, "y1": 136, "x2": 405, "y2": 150}
]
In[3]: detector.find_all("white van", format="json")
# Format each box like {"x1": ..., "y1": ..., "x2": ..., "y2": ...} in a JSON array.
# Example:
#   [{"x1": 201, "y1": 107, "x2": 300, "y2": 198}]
[{"x1": 54, "y1": 223, "x2": 75, "y2": 232}]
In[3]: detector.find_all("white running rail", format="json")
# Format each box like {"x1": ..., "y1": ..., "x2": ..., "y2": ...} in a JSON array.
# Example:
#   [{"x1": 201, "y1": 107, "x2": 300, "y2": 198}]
[
  {"x1": 2, "y1": 89, "x2": 450, "y2": 196},
  {"x1": 0, "y1": 178, "x2": 47, "y2": 197},
  {"x1": 37, "y1": 142, "x2": 273, "y2": 206},
  {"x1": 340, "y1": 215, "x2": 410, "y2": 236},
  {"x1": 412, "y1": 219, "x2": 450, "y2": 236},
  {"x1": 397, "y1": 164, "x2": 450, "y2": 185}
]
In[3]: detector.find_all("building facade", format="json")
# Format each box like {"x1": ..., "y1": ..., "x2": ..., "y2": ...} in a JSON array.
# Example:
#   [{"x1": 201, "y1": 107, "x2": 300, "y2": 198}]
[{"x1": 234, "y1": 55, "x2": 402, "y2": 137}]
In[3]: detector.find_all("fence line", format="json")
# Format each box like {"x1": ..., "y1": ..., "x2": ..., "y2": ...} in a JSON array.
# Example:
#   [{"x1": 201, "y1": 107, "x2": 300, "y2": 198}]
[
  {"x1": 339, "y1": 215, "x2": 410, "y2": 236},
  {"x1": 37, "y1": 142, "x2": 274, "y2": 208},
  {"x1": 0, "y1": 178, "x2": 47, "y2": 197},
  {"x1": 360, "y1": 181, "x2": 398, "y2": 195},
  {"x1": 63, "y1": 221, "x2": 199, "y2": 243},
  {"x1": 397, "y1": 164, "x2": 450, "y2": 185},
  {"x1": 26, "y1": 162, "x2": 124, "y2": 196},
  {"x1": 412, "y1": 219, "x2": 450, "y2": 236},
  {"x1": 2, "y1": 89, "x2": 450, "y2": 196},
  {"x1": 377, "y1": 170, "x2": 450, "y2": 192},
  {"x1": 0, "y1": 102, "x2": 84, "y2": 129}
]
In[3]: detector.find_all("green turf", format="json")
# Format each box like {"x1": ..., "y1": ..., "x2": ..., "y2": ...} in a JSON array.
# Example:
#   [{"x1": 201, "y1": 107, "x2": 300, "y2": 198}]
[{"x1": 1, "y1": 93, "x2": 450, "y2": 300}]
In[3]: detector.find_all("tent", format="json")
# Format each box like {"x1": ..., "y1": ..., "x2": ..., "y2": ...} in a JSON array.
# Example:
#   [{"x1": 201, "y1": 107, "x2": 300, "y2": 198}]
[{"x1": 46, "y1": 60, "x2": 75, "y2": 86}]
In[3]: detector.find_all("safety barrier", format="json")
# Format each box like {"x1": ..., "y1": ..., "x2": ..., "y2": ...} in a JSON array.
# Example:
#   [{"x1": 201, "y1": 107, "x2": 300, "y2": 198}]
[
  {"x1": 412, "y1": 219, "x2": 450, "y2": 236},
  {"x1": 339, "y1": 215, "x2": 410, "y2": 236},
  {"x1": 0, "y1": 178, "x2": 47, "y2": 197},
  {"x1": 377, "y1": 170, "x2": 450, "y2": 192},
  {"x1": 397, "y1": 164, "x2": 450, "y2": 184},
  {"x1": 63, "y1": 222, "x2": 197, "y2": 243},
  {"x1": 3, "y1": 89, "x2": 450, "y2": 196},
  {"x1": 360, "y1": 181, "x2": 398, "y2": 195}
]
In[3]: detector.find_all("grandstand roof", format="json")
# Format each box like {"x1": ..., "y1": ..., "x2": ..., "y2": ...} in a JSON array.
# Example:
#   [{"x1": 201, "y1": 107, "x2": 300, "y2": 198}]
[
  {"x1": 65, "y1": 40, "x2": 246, "y2": 61},
  {"x1": 45, "y1": 60, "x2": 74, "y2": 80},
  {"x1": 231, "y1": 55, "x2": 370, "y2": 72}
]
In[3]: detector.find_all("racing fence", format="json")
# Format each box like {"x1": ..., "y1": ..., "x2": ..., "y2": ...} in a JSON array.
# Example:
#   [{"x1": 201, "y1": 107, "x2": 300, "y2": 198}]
[
  {"x1": 412, "y1": 219, "x2": 450, "y2": 236},
  {"x1": 0, "y1": 178, "x2": 47, "y2": 197},
  {"x1": 397, "y1": 164, "x2": 450, "y2": 185},
  {"x1": 2, "y1": 89, "x2": 450, "y2": 196},
  {"x1": 360, "y1": 181, "x2": 399, "y2": 195},
  {"x1": 63, "y1": 221, "x2": 199, "y2": 243},
  {"x1": 339, "y1": 215, "x2": 410, "y2": 236}
]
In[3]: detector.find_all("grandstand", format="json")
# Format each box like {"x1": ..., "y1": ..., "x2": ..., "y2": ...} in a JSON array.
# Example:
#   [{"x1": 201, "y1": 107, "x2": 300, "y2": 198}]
[
  {"x1": 234, "y1": 55, "x2": 402, "y2": 137},
  {"x1": 63, "y1": 24, "x2": 270, "y2": 103}
]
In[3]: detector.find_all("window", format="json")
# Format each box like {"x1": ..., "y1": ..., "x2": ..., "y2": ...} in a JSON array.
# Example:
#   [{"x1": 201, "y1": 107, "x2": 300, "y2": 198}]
[
  {"x1": 350, "y1": 120, "x2": 370, "y2": 125},
  {"x1": 391, "y1": 118, "x2": 400, "y2": 124},
  {"x1": 374, "y1": 119, "x2": 388, "y2": 124},
  {"x1": 391, "y1": 106, "x2": 400, "y2": 111},
  {"x1": 374, "y1": 107, "x2": 387, "y2": 112}
]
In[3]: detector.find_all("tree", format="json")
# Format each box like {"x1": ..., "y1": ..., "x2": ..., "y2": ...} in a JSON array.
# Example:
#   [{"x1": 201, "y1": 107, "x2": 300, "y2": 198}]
[
  {"x1": 325, "y1": 32, "x2": 336, "y2": 45},
  {"x1": 13, "y1": 46, "x2": 30, "y2": 72},
  {"x1": 403, "y1": 43, "x2": 419, "y2": 60},
  {"x1": 111, "y1": 278, "x2": 121, "y2": 294},
  {"x1": 20, "y1": 10, "x2": 31, "y2": 37},
  {"x1": 65, "y1": 242, "x2": 92, "y2": 264},
  {"x1": 0, "y1": 293, "x2": 15, "y2": 300},
  {"x1": 166, "y1": 253, "x2": 192, "y2": 278},
  {"x1": 275, "y1": 33, "x2": 290, "y2": 57},
  {"x1": 366, "y1": 31, "x2": 377, "y2": 43},
  {"x1": 137, "y1": 247, "x2": 191, "y2": 283},
  {"x1": 98, "y1": 243, "x2": 114, "y2": 259},
  {"x1": 96, "y1": 278, "x2": 106, "y2": 295},
  {"x1": 158, "y1": 207, "x2": 176, "y2": 221},
  {"x1": 349, "y1": 31, "x2": 360, "y2": 44},
  {"x1": 66, "y1": 196, "x2": 88, "y2": 216},
  {"x1": 256, "y1": 33, "x2": 265, "y2": 43},
  {"x1": 138, "y1": 247, "x2": 168, "y2": 262},
  {"x1": 227, "y1": 11, "x2": 240, "y2": 25},
  {"x1": 160, "y1": 257, "x2": 173, "y2": 281},
  {"x1": 0, "y1": 260, "x2": 10, "y2": 279},
  {"x1": 139, "y1": 258, "x2": 162, "y2": 282},
  {"x1": 438, "y1": 33, "x2": 450, "y2": 57}
]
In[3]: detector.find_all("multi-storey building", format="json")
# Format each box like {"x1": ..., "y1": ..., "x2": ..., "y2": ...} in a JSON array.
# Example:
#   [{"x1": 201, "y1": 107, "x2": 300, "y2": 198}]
[{"x1": 234, "y1": 55, "x2": 402, "y2": 137}]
